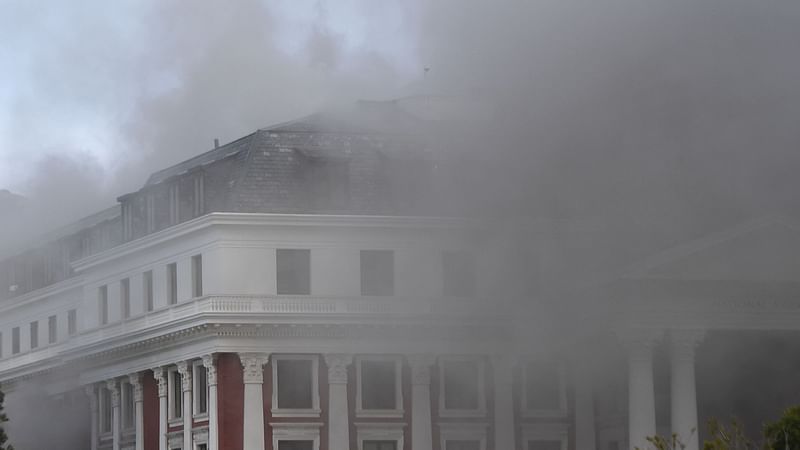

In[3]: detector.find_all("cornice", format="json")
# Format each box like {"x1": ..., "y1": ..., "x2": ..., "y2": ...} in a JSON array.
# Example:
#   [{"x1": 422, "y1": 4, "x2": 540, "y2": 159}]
[{"x1": 72, "y1": 212, "x2": 476, "y2": 272}]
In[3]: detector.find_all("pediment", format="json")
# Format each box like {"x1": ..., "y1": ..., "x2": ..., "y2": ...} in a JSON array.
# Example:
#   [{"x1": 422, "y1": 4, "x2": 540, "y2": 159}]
[{"x1": 625, "y1": 217, "x2": 800, "y2": 282}]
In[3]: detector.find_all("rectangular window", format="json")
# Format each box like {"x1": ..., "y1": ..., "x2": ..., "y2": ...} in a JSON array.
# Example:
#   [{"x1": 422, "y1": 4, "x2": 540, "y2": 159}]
[
  {"x1": 100, "y1": 387, "x2": 112, "y2": 433},
  {"x1": 442, "y1": 360, "x2": 481, "y2": 410},
  {"x1": 191, "y1": 255, "x2": 203, "y2": 297},
  {"x1": 121, "y1": 278, "x2": 131, "y2": 319},
  {"x1": 276, "y1": 359, "x2": 313, "y2": 409},
  {"x1": 442, "y1": 251, "x2": 475, "y2": 297},
  {"x1": 360, "y1": 359, "x2": 398, "y2": 411},
  {"x1": 30, "y1": 321, "x2": 38, "y2": 349},
  {"x1": 525, "y1": 362, "x2": 562, "y2": 411},
  {"x1": 99, "y1": 285, "x2": 109, "y2": 325},
  {"x1": 48, "y1": 315, "x2": 57, "y2": 344},
  {"x1": 122, "y1": 382, "x2": 135, "y2": 430},
  {"x1": 276, "y1": 249, "x2": 310, "y2": 295},
  {"x1": 143, "y1": 270, "x2": 154, "y2": 312},
  {"x1": 528, "y1": 441, "x2": 562, "y2": 450},
  {"x1": 198, "y1": 445, "x2": 208, "y2": 450},
  {"x1": 278, "y1": 441, "x2": 314, "y2": 450},
  {"x1": 360, "y1": 250, "x2": 394, "y2": 296},
  {"x1": 446, "y1": 442, "x2": 481, "y2": 450},
  {"x1": 364, "y1": 441, "x2": 397, "y2": 450},
  {"x1": 12, "y1": 327, "x2": 20, "y2": 354},
  {"x1": 68, "y1": 309, "x2": 77, "y2": 335},
  {"x1": 194, "y1": 363, "x2": 208, "y2": 415},
  {"x1": 167, "y1": 263, "x2": 178, "y2": 305},
  {"x1": 171, "y1": 370, "x2": 183, "y2": 419}
]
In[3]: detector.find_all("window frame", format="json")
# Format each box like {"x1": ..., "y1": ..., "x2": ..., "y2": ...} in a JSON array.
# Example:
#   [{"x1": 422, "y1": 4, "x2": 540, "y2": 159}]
[
  {"x1": 11, "y1": 326, "x2": 20, "y2": 354},
  {"x1": 99, "y1": 386, "x2": 113, "y2": 436},
  {"x1": 121, "y1": 381, "x2": 135, "y2": 431},
  {"x1": 191, "y1": 254, "x2": 203, "y2": 298},
  {"x1": 67, "y1": 309, "x2": 77, "y2": 335},
  {"x1": 271, "y1": 354, "x2": 321, "y2": 418},
  {"x1": 99, "y1": 285, "x2": 109, "y2": 325},
  {"x1": 521, "y1": 423, "x2": 569, "y2": 450},
  {"x1": 438, "y1": 356, "x2": 487, "y2": 418},
  {"x1": 193, "y1": 360, "x2": 209, "y2": 418},
  {"x1": 168, "y1": 367, "x2": 183, "y2": 424},
  {"x1": 439, "y1": 423, "x2": 489, "y2": 450},
  {"x1": 166, "y1": 263, "x2": 178, "y2": 305},
  {"x1": 355, "y1": 423, "x2": 405, "y2": 450},
  {"x1": 29, "y1": 320, "x2": 39, "y2": 350},
  {"x1": 121, "y1": 277, "x2": 131, "y2": 319},
  {"x1": 521, "y1": 360, "x2": 568, "y2": 418},
  {"x1": 143, "y1": 270, "x2": 154, "y2": 312},
  {"x1": 272, "y1": 423, "x2": 322, "y2": 450},
  {"x1": 47, "y1": 315, "x2": 57, "y2": 344},
  {"x1": 355, "y1": 355, "x2": 404, "y2": 418},
  {"x1": 276, "y1": 248, "x2": 312, "y2": 295}
]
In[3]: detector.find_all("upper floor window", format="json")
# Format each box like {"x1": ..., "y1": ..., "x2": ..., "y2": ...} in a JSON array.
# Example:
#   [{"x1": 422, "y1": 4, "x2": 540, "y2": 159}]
[
  {"x1": 11, "y1": 327, "x2": 20, "y2": 354},
  {"x1": 523, "y1": 361, "x2": 566, "y2": 417},
  {"x1": 166, "y1": 263, "x2": 178, "y2": 305},
  {"x1": 178, "y1": 174, "x2": 204, "y2": 222},
  {"x1": 277, "y1": 249, "x2": 310, "y2": 295},
  {"x1": 193, "y1": 361, "x2": 208, "y2": 416},
  {"x1": 98, "y1": 285, "x2": 109, "y2": 325},
  {"x1": 121, "y1": 278, "x2": 131, "y2": 319},
  {"x1": 360, "y1": 250, "x2": 394, "y2": 296},
  {"x1": 169, "y1": 369, "x2": 182, "y2": 420},
  {"x1": 48, "y1": 315, "x2": 57, "y2": 344},
  {"x1": 445, "y1": 441, "x2": 481, "y2": 450},
  {"x1": 442, "y1": 251, "x2": 475, "y2": 297},
  {"x1": 356, "y1": 356, "x2": 402, "y2": 417},
  {"x1": 100, "y1": 387, "x2": 112, "y2": 434},
  {"x1": 364, "y1": 442, "x2": 397, "y2": 450},
  {"x1": 191, "y1": 255, "x2": 203, "y2": 298},
  {"x1": 122, "y1": 382, "x2": 135, "y2": 430},
  {"x1": 278, "y1": 442, "x2": 314, "y2": 450},
  {"x1": 439, "y1": 357, "x2": 486, "y2": 416},
  {"x1": 67, "y1": 309, "x2": 77, "y2": 335},
  {"x1": 143, "y1": 270, "x2": 154, "y2": 312},
  {"x1": 30, "y1": 321, "x2": 38, "y2": 349},
  {"x1": 272, "y1": 355, "x2": 320, "y2": 417}
]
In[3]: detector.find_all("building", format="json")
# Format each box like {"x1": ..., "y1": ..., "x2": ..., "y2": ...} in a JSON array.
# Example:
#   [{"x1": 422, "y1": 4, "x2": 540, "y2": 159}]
[{"x1": 2, "y1": 97, "x2": 800, "y2": 450}]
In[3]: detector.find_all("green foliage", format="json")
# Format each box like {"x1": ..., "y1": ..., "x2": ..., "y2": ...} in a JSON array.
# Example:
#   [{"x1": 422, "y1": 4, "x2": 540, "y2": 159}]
[
  {"x1": 0, "y1": 388, "x2": 13, "y2": 450},
  {"x1": 763, "y1": 406, "x2": 800, "y2": 450},
  {"x1": 703, "y1": 419, "x2": 755, "y2": 450}
]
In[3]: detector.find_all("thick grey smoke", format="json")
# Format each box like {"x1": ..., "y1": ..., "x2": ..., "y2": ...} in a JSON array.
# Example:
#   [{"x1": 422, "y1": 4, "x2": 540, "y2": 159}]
[{"x1": 3, "y1": 0, "x2": 800, "y2": 443}]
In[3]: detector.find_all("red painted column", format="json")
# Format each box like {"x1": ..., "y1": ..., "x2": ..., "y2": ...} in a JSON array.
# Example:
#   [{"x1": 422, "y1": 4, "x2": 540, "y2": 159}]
[
  {"x1": 218, "y1": 353, "x2": 245, "y2": 450},
  {"x1": 143, "y1": 371, "x2": 159, "y2": 450}
]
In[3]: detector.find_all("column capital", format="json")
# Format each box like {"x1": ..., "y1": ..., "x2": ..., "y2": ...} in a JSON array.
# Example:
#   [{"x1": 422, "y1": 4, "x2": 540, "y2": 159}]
[
  {"x1": 239, "y1": 353, "x2": 269, "y2": 384},
  {"x1": 176, "y1": 361, "x2": 193, "y2": 392},
  {"x1": 202, "y1": 354, "x2": 218, "y2": 386},
  {"x1": 669, "y1": 329, "x2": 705, "y2": 361},
  {"x1": 407, "y1": 355, "x2": 436, "y2": 386},
  {"x1": 617, "y1": 328, "x2": 663, "y2": 362},
  {"x1": 324, "y1": 354, "x2": 353, "y2": 384},
  {"x1": 128, "y1": 373, "x2": 144, "y2": 402},
  {"x1": 106, "y1": 379, "x2": 121, "y2": 408},
  {"x1": 152, "y1": 367, "x2": 168, "y2": 398}
]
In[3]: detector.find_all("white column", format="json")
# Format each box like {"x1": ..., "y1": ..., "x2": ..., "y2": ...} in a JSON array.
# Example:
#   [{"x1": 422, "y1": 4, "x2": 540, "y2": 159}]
[
  {"x1": 491, "y1": 355, "x2": 517, "y2": 450},
  {"x1": 153, "y1": 367, "x2": 169, "y2": 450},
  {"x1": 670, "y1": 330, "x2": 704, "y2": 450},
  {"x1": 129, "y1": 373, "x2": 145, "y2": 450},
  {"x1": 107, "y1": 379, "x2": 121, "y2": 450},
  {"x1": 325, "y1": 354, "x2": 353, "y2": 450},
  {"x1": 571, "y1": 357, "x2": 597, "y2": 450},
  {"x1": 620, "y1": 330, "x2": 661, "y2": 450},
  {"x1": 85, "y1": 385, "x2": 99, "y2": 450},
  {"x1": 408, "y1": 355, "x2": 435, "y2": 450},
  {"x1": 239, "y1": 353, "x2": 269, "y2": 450},
  {"x1": 203, "y1": 355, "x2": 220, "y2": 450},
  {"x1": 177, "y1": 361, "x2": 194, "y2": 450}
]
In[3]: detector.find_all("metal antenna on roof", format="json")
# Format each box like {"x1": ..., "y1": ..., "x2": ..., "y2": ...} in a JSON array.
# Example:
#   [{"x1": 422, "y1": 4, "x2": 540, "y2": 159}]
[{"x1": 214, "y1": 138, "x2": 220, "y2": 149}]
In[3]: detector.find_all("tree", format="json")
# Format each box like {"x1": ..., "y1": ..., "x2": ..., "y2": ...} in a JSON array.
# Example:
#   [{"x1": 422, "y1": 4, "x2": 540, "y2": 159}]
[
  {"x1": 0, "y1": 388, "x2": 13, "y2": 450},
  {"x1": 764, "y1": 406, "x2": 800, "y2": 450}
]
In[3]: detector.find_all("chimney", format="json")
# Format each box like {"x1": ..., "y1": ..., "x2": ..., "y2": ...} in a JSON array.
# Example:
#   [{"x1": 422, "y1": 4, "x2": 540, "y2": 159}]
[{"x1": 214, "y1": 138, "x2": 220, "y2": 149}]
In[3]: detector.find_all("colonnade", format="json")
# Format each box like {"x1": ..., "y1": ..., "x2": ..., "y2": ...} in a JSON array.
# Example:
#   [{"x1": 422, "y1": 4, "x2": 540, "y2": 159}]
[
  {"x1": 623, "y1": 329, "x2": 705, "y2": 450},
  {"x1": 84, "y1": 352, "x2": 525, "y2": 450}
]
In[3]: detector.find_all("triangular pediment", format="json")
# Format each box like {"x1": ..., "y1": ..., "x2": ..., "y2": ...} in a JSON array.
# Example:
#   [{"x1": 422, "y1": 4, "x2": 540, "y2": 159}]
[{"x1": 625, "y1": 217, "x2": 800, "y2": 282}]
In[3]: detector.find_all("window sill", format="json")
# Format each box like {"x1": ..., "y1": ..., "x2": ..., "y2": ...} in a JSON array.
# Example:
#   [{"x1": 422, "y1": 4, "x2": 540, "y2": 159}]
[
  {"x1": 522, "y1": 408, "x2": 569, "y2": 419},
  {"x1": 271, "y1": 408, "x2": 322, "y2": 418},
  {"x1": 439, "y1": 408, "x2": 487, "y2": 418},
  {"x1": 193, "y1": 413, "x2": 209, "y2": 421},
  {"x1": 168, "y1": 418, "x2": 184, "y2": 427},
  {"x1": 355, "y1": 409, "x2": 405, "y2": 419}
]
